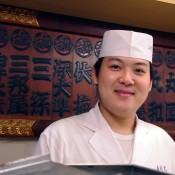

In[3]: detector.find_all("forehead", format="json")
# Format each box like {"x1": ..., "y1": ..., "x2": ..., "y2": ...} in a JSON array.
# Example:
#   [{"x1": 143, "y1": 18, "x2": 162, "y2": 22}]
[{"x1": 103, "y1": 56, "x2": 150, "y2": 65}]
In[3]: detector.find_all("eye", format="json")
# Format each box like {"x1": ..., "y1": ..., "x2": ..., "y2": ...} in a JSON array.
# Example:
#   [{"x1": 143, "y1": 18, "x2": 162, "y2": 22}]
[
  {"x1": 135, "y1": 68, "x2": 145, "y2": 74},
  {"x1": 109, "y1": 64, "x2": 121, "y2": 70}
]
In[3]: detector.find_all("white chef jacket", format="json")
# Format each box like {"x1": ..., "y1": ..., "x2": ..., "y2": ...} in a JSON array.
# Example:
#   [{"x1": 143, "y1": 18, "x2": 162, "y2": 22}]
[{"x1": 34, "y1": 103, "x2": 175, "y2": 174}]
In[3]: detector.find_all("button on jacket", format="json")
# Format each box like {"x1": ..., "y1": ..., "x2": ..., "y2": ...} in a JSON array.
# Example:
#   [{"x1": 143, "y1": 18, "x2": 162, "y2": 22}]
[{"x1": 35, "y1": 103, "x2": 175, "y2": 174}]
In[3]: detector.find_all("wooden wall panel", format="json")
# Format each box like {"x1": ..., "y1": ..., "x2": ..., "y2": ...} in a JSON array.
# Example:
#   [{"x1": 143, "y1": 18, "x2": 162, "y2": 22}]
[
  {"x1": 137, "y1": 46, "x2": 175, "y2": 139},
  {"x1": 0, "y1": 23, "x2": 102, "y2": 136},
  {"x1": 0, "y1": 5, "x2": 175, "y2": 139}
]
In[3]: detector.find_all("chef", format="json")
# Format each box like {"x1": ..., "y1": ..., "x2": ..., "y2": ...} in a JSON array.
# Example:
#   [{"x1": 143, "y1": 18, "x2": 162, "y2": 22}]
[{"x1": 34, "y1": 30, "x2": 175, "y2": 174}]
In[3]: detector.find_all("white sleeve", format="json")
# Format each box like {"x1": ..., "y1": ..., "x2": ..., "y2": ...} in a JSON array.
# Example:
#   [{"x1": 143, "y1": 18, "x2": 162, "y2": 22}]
[
  {"x1": 33, "y1": 128, "x2": 65, "y2": 164},
  {"x1": 34, "y1": 132, "x2": 50, "y2": 156},
  {"x1": 172, "y1": 141, "x2": 175, "y2": 174}
]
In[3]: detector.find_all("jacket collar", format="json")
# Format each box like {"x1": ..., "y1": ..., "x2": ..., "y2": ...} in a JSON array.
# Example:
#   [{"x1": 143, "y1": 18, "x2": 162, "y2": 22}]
[{"x1": 83, "y1": 102, "x2": 152, "y2": 165}]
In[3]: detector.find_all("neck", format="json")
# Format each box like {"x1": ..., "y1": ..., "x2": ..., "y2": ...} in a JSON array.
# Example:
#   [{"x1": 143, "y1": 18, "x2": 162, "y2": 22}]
[
  {"x1": 111, "y1": 117, "x2": 136, "y2": 135},
  {"x1": 99, "y1": 104, "x2": 137, "y2": 135}
]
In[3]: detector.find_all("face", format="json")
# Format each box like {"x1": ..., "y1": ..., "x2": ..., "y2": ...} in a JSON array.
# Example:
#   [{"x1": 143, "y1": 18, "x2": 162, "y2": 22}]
[{"x1": 93, "y1": 56, "x2": 152, "y2": 119}]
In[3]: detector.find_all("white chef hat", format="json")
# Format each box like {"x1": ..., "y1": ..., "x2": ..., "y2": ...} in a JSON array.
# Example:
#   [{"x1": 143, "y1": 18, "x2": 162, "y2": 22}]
[{"x1": 99, "y1": 30, "x2": 153, "y2": 62}]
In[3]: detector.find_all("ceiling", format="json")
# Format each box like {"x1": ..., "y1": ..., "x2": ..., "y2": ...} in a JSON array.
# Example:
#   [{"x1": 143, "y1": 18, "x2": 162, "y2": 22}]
[{"x1": 0, "y1": 0, "x2": 175, "y2": 34}]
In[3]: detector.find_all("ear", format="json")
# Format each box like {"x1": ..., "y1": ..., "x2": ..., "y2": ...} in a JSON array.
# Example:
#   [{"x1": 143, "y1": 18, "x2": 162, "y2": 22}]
[
  {"x1": 92, "y1": 67, "x2": 98, "y2": 85},
  {"x1": 148, "y1": 80, "x2": 152, "y2": 92}
]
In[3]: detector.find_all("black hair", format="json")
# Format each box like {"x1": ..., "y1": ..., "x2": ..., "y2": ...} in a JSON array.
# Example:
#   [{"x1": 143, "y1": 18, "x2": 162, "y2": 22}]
[{"x1": 93, "y1": 57, "x2": 153, "y2": 80}]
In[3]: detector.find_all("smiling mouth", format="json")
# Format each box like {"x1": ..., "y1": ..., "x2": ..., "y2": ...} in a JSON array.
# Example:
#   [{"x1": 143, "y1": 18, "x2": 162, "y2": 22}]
[{"x1": 114, "y1": 90, "x2": 134, "y2": 96}]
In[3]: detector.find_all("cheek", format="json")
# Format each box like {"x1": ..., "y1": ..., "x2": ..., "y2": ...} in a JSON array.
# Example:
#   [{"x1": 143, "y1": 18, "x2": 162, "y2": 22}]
[
  {"x1": 138, "y1": 80, "x2": 152, "y2": 95},
  {"x1": 98, "y1": 73, "x2": 115, "y2": 86},
  {"x1": 97, "y1": 74, "x2": 117, "y2": 95},
  {"x1": 145, "y1": 79, "x2": 152, "y2": 91}
]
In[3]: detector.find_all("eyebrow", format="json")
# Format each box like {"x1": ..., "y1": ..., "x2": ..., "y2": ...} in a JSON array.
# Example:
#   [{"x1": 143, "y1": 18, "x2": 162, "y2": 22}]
[{"x1": 108, "y1": 57, "x2": 149, "y2": 66}]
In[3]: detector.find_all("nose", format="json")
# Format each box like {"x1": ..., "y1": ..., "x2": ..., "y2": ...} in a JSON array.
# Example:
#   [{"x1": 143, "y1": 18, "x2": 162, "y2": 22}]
[{"x1": 118, "y1": 70, "x2": 134, "y2": 86}]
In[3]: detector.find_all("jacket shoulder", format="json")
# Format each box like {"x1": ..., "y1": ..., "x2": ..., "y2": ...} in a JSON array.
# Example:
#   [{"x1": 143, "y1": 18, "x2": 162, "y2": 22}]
[
  {"x1": 138, "y1": 119, "x2": 174, "y2": 143},
  {"x1": 42, "y1": 111, "x2": 89, "y2": 134}
]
